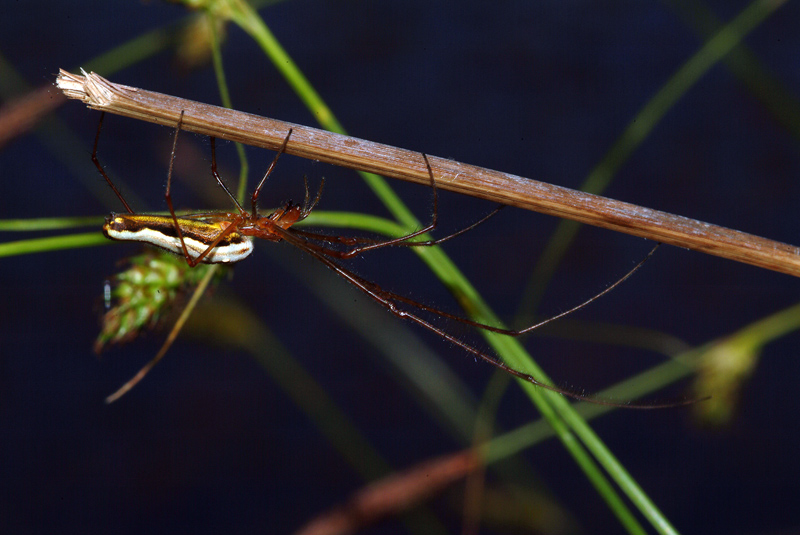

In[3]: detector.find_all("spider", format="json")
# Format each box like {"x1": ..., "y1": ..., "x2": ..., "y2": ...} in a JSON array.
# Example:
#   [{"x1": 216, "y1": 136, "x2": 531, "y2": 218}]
[{"x1": 93, "y1": 111, "x2": 686, "y2": 408}]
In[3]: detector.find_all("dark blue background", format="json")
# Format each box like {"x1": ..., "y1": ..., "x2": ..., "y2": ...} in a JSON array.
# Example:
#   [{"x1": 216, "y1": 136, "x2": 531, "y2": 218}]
[{"x1": 2, "y1": 1, "x2": 800, "y2": 533}]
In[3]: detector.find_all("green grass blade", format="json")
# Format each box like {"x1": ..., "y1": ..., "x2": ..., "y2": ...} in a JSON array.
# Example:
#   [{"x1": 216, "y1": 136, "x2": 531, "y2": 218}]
[
  {"x1": 184, "y1": 2, "x2": 690, "y2": 532},
  {"x1": 0, "y1": 232, "x2": 108, "y2": 258}
]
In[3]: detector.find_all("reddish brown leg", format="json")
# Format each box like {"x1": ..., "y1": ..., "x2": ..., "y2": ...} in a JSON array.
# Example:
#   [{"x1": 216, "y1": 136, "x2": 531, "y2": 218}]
[
  {"x1": 205, "y1": 129, "x2": 294, "y2": 218},
  {"x1": 289, "y1": 205, "x2": 503, "y2": 250},
  {"x1": 338, "y1": 153, "x2": 441, "y2": 257},
  {"x1": 250, "y1": 129, "x2": 294, "y2": 216},
  {"x1": 162, "y1": 111, "x2": 200, "y2": 266},
  {"x1": 288, "y1": 153, "x2": 502, "y2": 259},
  {"x1": 92, "y1": 112, "x2": 134, "y2": 214},
  {"x1": 272, "y1": 225, "x2": 689, "y2": 409},
  {"x1": 284, "y1": 220, "x2": 660, "y2": 337},
  {"x1": 163, "y1": 112, "x2": 246, "y2": 267},
  {"x1": 209, "y1": 136, "x2": 246, "y2": 214}
]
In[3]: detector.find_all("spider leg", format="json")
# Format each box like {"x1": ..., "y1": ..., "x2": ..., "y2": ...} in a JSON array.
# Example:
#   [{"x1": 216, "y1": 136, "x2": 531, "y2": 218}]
[
  {"x1": 285, "y1": 152, "x2": 502, "y2": 257},
  {"x1": 369, "y1": 243, "x2": 661, "y2": 336},
  {"x1": 273, "y1": 224, "x2": 689, "y2": 408},
  {"x1": 270, "y1": 204, "x2": 659, "y2": 337},
  {"x1": 164, "y1": 112, "x2": 249, "y2": 267},
  {"x1": 209, "y1": 136, "x2": 246, "y2": 214},
  {"x1": 397, "y1": 205, "x2": 505, "y2": 247},
  {"x1": 92, "y1": 112, "x2": 135, "y2": 214},
  {"x1": 332, "y1": 153, "x2": 440, "y2": 258},
  {"x1": 163, "y1": 111, "x2": 201, "y2": 267},
  {"x1": 288, "y1": 205, "x2": 503, "y2": 249},
  {"x1": 251, "y1": 129, "x2": 293, "y2": 217}
]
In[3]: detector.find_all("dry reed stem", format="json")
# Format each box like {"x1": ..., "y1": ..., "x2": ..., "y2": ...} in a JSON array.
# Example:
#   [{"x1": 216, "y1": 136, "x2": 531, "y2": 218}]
[
  {"x1": 0, "y1": 85, "x2": 66, "y2": 149},
  {"x1": 57, "y1": 69, "x2": 800, "y2": 278},
  {"x1": 293, "y1": 449, "x2": 480, "y2": 535}
]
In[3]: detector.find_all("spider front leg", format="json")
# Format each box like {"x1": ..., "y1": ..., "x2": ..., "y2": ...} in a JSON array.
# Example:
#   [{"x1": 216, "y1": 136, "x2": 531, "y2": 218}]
[
  {"x1": 162, "y1": 112, "x2": 249, "y2": 267},
  {"x1": 162, "y1": 110, "x2": 202, "y2": 267},
  {"x1": 92, "y1": 112, "x2": 134, "y2": 214}
]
